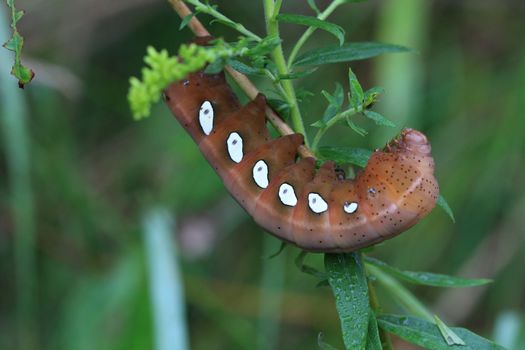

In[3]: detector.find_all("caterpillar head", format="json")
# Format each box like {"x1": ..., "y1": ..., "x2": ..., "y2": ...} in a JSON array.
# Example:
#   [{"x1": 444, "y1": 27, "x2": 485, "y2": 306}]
[{"x1": 387, "y1": 128, "x2": 432, "y2": 157}]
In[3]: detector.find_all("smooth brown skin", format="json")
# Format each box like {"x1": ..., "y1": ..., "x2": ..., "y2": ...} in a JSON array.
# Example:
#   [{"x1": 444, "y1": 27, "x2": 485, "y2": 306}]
[{"x1": 164, "y1": 71, "x2": 439, "y2": 252}]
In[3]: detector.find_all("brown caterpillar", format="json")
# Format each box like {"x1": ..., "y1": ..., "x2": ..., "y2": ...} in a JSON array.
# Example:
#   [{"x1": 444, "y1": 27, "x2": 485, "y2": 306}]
[{"x1": 164, "y1": 70, "x2": 439, "y2": 252}]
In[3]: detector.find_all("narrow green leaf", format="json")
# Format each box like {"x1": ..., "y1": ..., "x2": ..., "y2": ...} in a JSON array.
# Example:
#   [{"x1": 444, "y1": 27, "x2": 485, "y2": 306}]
[
  {"x1": 14, "y1": 10, "x2": 24, "y2": 24},
  {"x1": 295, "y1": 251, "x2": 326, "y2": 280},
  {"x1": 322, "y1": 84, "x2": 344, "y2": 122},
  {"x1": 348, "y1": 68, "x2": 364, "y2": 110},
  {"x1": 318, "y1": 333, "x2": 339, "y2": 350},
  {"x1": 179, "y1": 13, "x2": 195, "y2": 30},
  {"x1": 267, "y1": 98, "x2": 291, "y2": 120},
  {"x1": 363, "y1": 110, "x2": 396, "y2": 128},
  {"x1": 365, "y1": 256, "x2": 492, "y2": 288},
  {"x1": 346, "y1": 118, "x2": 368, "y2": 136},
  {"x1": 378, "y1": 315, "x2": 505, "y2": 350},
  {"x1": 318, "y1": 146, "x2": 372, "y2": 168},
  {"x1": 325, "y1": 253, "x2": 370, "y2": 350},
  {"x1": 204, "y1": 59, "x2": 226, "y2": 74},
  {"x1": 265, "y1": 241, "x2": 288, "y2": 259},
  {"x1": 437, "y1": 195, "x2": 455, "y2": 223},
  {"x1": 227, "y1": 59, "x2": 265, "y2": 76},
  {"x1": 296, "y1": 88, "x2": 315, "y2": 101},
  {"x1": 307, "y1": 0, "x2": 321, "y2": 15},
  {"x1": 366, "y1": 313, "x2": 383, "y2": 350},
  {"x1": 277, "y1": 67, "x2": 318, "y2": 80},
  {"x1": 434, "y1": 315, "x2": 466, "y2": 346},
  {"x1": 294, "y1": 42, "x2": 413, "y2": 67},
  {"x1": 245, "y1": 35, "x2": 282, "y2": 57},
  {"x1": 277, "y1": 14, "x2": 345, "y2": 46},
  {"x1": 311, "y1": 120, "x2": 327, "y2": 129}
]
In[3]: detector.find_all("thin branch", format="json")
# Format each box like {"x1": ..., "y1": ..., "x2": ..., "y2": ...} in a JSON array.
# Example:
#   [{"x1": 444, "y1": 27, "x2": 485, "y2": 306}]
[{"x1": 167, "y1": 0, "x2": 315, "y2": 159}]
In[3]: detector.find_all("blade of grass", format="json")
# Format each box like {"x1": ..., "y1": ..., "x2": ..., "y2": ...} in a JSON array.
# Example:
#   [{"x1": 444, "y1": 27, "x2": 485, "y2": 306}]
[
  {"x1": 0, "y1": 8, "x2": 36, "y2": 349},
  {"x1": 143, "y1": 208, "x2": 189, "y2": 350},
  {"x1": 257, "y1": 235, "x2": 285, "y2": 350}
]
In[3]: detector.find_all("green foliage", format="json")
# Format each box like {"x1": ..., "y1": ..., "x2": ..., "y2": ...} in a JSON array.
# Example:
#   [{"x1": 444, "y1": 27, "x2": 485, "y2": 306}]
[
  {"x1": 434, "y1": 315, "x2": 466, "y2": 346},
  {"x1": 365, "y1": 257, "x2": 492, "y2": 288},
  {"x1": 325, "y1": 253, "x2": 371, "y2": 349},
  {"x1": 128, "y1": 45, "x2": 212, "y2": 120},
  {"x1": 377, "y1": 315, "x2": 505, "y2": 350},
  {"x1": 293, "y1": 42, "x2": 413, "y2": 67},
  {"x1": 348, "y1": 68, "x2": 364, "y2": 111},
  {"x1": 318, "y1": 146, "x2": 372, "y2": 168},
  {"x1": 276, "y1": 13, "x2": 345, "y2": 46},
  {"x1": 363, "y1": 110, "x2": 395, "y2": 128},
  {"x1": 128, "y1": 37, "x2": 280, "y2": 119},
  {"x1": 2, "y1": 0, "x2": 34, "y2": 87},
  {"x1": 437, "y1": 195, "x2": 456, "y2": 223},
  {"x1": 320, "y1": 83, "x2": 345, "y2": 123},
  {"x1": 366, "y1": 313, "x2": 383, "y2": 350}
]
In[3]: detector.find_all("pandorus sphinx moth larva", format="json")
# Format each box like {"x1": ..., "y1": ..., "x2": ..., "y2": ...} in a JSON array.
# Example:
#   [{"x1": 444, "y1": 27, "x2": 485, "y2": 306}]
[{"x1": 164, "y1": 67, "x2": 439, "y2": 253}]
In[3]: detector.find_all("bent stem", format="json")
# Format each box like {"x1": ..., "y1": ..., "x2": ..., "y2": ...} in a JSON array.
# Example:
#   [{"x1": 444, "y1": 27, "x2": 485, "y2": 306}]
[{"x1": 311, "y1": 105, "x2": 362, "y2": 151}]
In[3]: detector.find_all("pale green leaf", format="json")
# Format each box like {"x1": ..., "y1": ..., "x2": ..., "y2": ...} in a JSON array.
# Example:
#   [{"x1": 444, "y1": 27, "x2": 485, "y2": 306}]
[
  {"x1": 294, "y1": 42, "x2": 413, "y2": 67},
  {"x1": 365, "y1": 256, "x2": 492, "y2": 288},
  {"x1": 378, "y1": 315, "x2": 505, "y2": 350},
  {"x1": 363, "y1": 110, "x2": 396, "y2": 127},
  {"x1": 277, "y1": 13, "x2": 345, "y2": 46}
]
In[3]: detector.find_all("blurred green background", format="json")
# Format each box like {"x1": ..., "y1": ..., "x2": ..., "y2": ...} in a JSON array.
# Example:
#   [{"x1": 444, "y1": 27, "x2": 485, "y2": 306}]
[{"x1": 1, "y1": 0, "x2": 524, "y2": 349}]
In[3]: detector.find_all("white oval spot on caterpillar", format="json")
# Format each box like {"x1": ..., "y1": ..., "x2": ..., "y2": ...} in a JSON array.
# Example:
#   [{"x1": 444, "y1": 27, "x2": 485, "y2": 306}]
[
  {"x1": 253, "y1": 160, "x2": 269, "y2": 189},
  {"x1": 343, "y1": 201, "x2": 358, "y2": 214},
  {"x1": 227, "y1": 132, "x2": 243, "y2": 163},
  {"x1": 308, "y1": 193, "x2": 328, "y2": 214},
  {"x1": 278, "y1": 183, "x2": 297, "y2": 207},
  {"x1": 199, "y1": 100, "x2": 214, "y2": 135}
]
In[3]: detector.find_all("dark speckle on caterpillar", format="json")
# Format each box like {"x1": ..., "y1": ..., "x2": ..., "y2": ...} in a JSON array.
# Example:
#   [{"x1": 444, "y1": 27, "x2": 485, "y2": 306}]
[{"x1": 164, "y1": 69, "x2": 439, "y2": 253}]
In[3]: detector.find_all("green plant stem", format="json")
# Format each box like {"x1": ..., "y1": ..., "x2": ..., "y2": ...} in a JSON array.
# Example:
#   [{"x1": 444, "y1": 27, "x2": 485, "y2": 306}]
[
  {"x1": 367, "y1": 264, "x2": 434, "y2": 322},
  {"x1": 287, "y1": 0, "x2": 344, "y2": 68},
  {"x1": 185, "y1": 0, "x2": 262, "y2": 41},
  {"x1": 311, "y1": 106, "x2": 359, "y2": 151},
  {"x1": 263, "y1": 0, "x2": 309, "y2": 145}
]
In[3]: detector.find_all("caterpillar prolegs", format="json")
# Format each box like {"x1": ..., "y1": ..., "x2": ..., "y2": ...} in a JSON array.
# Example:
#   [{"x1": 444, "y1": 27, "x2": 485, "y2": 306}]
[{"x1": 164, "y1": 70, "x2": 439, "y2": 252}]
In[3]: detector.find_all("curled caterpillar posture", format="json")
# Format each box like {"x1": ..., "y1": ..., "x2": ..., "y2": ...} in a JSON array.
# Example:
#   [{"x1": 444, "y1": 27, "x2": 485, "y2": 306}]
[{"x1": 164, "y1": 70, "x2": 439, "y2": 252}]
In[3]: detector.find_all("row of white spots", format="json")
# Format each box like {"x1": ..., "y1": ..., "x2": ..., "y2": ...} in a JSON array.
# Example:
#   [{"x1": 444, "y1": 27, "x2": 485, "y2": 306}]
[{"x1": 198, "y1": 101, "x2": 359, "y2": 215}]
